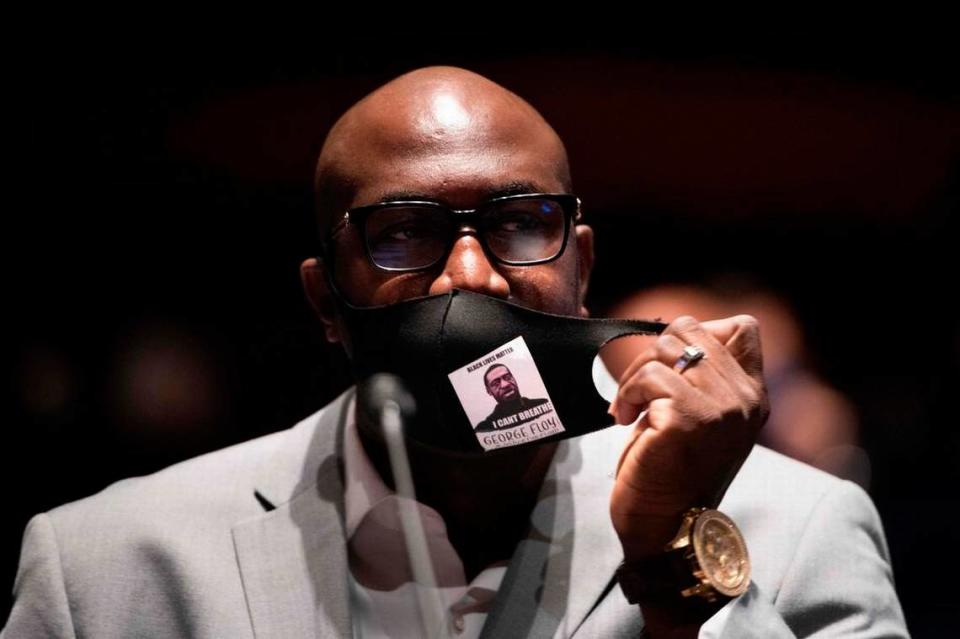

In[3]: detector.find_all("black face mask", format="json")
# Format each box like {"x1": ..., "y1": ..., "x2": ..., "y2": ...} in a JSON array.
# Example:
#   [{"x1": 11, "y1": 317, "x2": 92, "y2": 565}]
[{"x1": 335, "y1": 288, "x2": 666, "y2": 455}]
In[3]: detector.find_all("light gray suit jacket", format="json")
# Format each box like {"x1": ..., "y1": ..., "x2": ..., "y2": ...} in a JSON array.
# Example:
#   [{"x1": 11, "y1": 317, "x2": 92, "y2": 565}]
[{"x1": 3, "y1": 389, "x2": 908, "y2": 638}]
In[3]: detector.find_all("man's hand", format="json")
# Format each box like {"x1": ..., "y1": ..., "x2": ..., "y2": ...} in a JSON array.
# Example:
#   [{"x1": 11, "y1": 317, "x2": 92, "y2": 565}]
[{"x1": 608, "y1": 315, "x2": 769, "y2": 562}]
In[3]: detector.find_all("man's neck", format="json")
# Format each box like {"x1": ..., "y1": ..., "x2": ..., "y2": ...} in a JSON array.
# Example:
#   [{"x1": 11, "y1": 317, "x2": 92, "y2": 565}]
[{"x1": 356, "y1": 421, "x2": 558, "y2": 579}]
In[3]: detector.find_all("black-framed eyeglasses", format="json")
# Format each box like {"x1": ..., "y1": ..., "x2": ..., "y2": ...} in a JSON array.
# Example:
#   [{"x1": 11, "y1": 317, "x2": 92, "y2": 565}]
[{"x1": 324, "y1": 193, "x2": 582, "y2": 272}]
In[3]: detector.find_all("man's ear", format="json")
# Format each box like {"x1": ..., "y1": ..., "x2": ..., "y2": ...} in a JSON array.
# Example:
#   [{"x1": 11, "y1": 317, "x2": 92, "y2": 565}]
[
  {"x1": 300, "y1": 258, "x2": 342, "y2": 344},
  {"x1": 574, "y1": 224, "x2": 595, "y2": 318}
]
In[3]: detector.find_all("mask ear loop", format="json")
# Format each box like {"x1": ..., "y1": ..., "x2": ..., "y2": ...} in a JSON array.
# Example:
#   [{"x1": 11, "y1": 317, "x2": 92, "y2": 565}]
[{"x1": 591, "y1": 324, "x2": 667, "y2": 404}]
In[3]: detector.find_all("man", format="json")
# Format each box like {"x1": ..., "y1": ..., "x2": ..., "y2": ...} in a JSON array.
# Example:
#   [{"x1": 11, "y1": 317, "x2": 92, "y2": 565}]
[
  {"x1": 476, "y1": 364, "x2": 552, "y2": 433},
  {"x1": 3, "y1": 67, "x2": 907, "y2": 638}
]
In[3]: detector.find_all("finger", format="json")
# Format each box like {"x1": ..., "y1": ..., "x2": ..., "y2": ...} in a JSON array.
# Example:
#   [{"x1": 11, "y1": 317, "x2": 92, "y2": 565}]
[
  {"x1": 617, "y1": 332, "x2": 709, "y2": 387},
  {"x1": 609, "y1": 338, "x2": 663, "y2": 420},
  {"x1": 699, "y1": 314, "x2": 764, "y2": 380},
  {"x1": 666, "y1": 315, "x2": 765, "y2": 402},
  {"x1": 620, "y1": 332, "x2": 736, "y2": 399},
  {"x1": 665, "y1": 316, "x2": 742, "y2": 374},
  {"x1": 615, "y1": 360, "x2": 677, "y2": 424},
  {"x1": 615, "y1": 360, "x2": 709, "y2": 425},
  {"x1": 611, "y1": 332, "x2": 734, "y2": 425}
]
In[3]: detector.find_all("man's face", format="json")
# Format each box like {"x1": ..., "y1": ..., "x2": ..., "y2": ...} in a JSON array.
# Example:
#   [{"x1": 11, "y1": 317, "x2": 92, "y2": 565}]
[
  {"x1": 303, "y1": 77, "x2": 595, "y2": 345},
  {"x1": 485, "y1": 366, "x2": 519, "y2": 403},
  {"x1": 329, "y1": 160, "x2": 587, "y2": 313}
]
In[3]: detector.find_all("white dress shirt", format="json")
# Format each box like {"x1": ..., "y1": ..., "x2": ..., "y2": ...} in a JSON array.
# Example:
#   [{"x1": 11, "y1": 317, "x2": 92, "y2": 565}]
[{"x1": 342, "y1": 399, "x2": 510, "y2": 638}]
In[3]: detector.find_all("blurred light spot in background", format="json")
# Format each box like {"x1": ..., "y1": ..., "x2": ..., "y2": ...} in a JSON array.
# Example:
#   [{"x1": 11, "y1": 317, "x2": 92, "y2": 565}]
[
  {"x1": 19, "y1": 344, "x2": 76, "y2": 422},
  {"x1": 111, "y1": 322, "x2": 226, "y2": 439}
]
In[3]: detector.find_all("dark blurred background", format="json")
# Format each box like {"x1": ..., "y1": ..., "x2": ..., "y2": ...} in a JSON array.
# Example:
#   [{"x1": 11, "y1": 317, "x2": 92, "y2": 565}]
[{"x1": 7, "y1": 35, "x2": 958, "y2": 636}]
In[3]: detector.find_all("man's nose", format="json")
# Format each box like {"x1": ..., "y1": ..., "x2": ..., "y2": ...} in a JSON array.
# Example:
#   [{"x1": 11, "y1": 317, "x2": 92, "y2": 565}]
[{"x1": 428, "y1": 233, "x2": 510, "y2": 298}]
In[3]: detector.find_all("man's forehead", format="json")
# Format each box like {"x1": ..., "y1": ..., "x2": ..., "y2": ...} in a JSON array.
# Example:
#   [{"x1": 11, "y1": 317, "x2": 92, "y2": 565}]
[
  {"x1": 342, "y1": 139, "x2": 566, "y2": 210},
  {"x1": 316, "y1": 67, "x2": 571, "y2": 220}
]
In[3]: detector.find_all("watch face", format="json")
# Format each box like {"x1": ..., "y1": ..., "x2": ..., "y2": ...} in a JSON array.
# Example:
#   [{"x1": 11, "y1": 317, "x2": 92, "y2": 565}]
[{"x1": 692, "y1": 510, "x2": 751, "y2": 598}]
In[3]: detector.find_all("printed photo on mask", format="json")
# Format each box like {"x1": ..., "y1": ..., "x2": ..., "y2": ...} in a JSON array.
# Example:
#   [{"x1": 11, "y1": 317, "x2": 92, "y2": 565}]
[{"x1": 448, "y1": 336, "x2": 565, "y2": 451}]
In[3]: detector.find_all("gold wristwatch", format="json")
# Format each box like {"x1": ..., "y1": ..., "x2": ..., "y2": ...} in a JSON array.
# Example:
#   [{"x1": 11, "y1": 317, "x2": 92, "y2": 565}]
[{"x1": 615, "y1": 507, "x2": 751, "y2": 606}]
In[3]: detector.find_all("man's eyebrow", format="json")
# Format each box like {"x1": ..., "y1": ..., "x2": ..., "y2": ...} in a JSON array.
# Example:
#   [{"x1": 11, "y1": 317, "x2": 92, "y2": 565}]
[{"x1": 374, "y1": 181, "x2": 544, "y2": 204}]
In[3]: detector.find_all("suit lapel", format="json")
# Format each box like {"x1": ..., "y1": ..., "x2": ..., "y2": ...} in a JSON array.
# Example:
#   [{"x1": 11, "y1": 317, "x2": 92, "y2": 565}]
[
  {"x1": 480, "y1": 425, "x2": 633, "y2": 639},
  {"x1": 233, "y1": 390, "x2": 354, "y2": 639},
  {"x1": 231, "y1": 389, "x2": 633, "y2": 638},
  {"x1": 555, "y1": 425, "x2": 635, "y2": 638}
]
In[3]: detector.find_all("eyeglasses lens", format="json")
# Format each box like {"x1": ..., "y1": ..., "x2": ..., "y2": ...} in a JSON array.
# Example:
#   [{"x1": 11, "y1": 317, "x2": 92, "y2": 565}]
[{"x1": 364, "y1": 197, "x2": 567, "y2": 270}]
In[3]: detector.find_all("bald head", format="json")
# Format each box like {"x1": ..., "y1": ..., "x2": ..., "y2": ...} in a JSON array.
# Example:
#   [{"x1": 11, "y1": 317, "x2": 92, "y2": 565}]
[{"x1": 314, "y1": 66, "x2": 572, "y2": 230}]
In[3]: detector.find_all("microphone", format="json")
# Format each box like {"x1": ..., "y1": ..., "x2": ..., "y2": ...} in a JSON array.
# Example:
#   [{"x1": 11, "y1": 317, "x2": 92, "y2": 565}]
[
  {"x1": 357, "y1": 373, "x2": 417, "y2": 425},
  {"x1": 358, "y1": 374, "x2": 450, "y2": 639}
]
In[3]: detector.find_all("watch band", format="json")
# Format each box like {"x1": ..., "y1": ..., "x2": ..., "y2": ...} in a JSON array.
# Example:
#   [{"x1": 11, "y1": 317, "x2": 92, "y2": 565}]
[{"x1": 615, "y1": 553, "x2": 698, "y2": 605}]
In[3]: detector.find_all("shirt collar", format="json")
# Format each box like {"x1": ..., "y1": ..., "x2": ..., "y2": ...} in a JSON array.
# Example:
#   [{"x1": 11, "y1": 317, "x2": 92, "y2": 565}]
[{"x1": 342, "y1": 396, "x2": 449, "y2": 541}]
